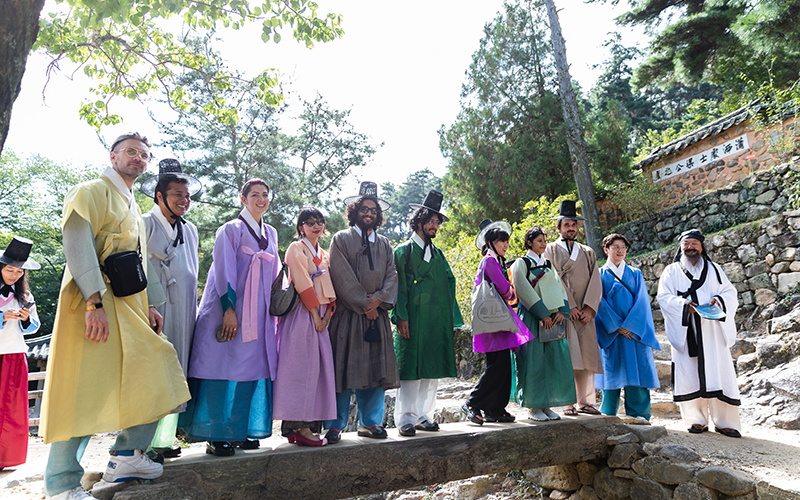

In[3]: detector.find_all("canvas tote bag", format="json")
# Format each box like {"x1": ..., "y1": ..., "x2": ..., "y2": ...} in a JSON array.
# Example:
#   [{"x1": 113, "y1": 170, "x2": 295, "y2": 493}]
[{"x1": 470, "y1": 258, "x2": 519, "y2": 336}]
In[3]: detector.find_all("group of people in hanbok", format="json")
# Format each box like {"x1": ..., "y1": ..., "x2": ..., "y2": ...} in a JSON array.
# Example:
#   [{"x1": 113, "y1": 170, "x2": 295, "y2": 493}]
[
  {"x1": 0, "y1": 132, "x2": 745, "y2": 500},
  {"x1": 462, "y1": 201, "x2": 663, "y2": 427}
]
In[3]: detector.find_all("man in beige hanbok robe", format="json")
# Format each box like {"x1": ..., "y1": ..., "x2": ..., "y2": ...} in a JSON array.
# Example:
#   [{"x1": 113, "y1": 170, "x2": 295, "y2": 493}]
[
  {"x1": 41, "y1": 133, "x2": 190, "y2": 500},
  {"x1": 544, "y1": 200, "x2": 603, "y2": 415}
]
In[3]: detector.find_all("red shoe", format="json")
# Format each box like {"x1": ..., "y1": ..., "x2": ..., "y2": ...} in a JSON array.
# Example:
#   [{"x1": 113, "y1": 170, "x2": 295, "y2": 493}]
[
  {"x1": 287, "y1": 434, "x2": 296, "y2": 444},
  {"x1": 292, "y1": 432, "x2": 328, "y2": 447}
]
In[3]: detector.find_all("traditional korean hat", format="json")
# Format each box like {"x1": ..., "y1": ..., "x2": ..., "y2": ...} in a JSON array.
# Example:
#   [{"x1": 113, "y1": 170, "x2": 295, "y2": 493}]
[
  {"x1": 475, "y1": 218, "x2": 512, "y2": 250},
  {"x1": 139, "y1": 158, "x2": 202, "y2": 199},
  {"x1": 550, "y1": 200, "x2": 586, "y2": 221},
  {"x1": 343, "y1": 181, "x2": 390, "y2": 211},
  {"x1": 673, "y1": 228, "x2": 709, "y2": 262},
  {"x1": 0, "y1": 237, "x2": 40, "y2": 270},
  {"x1": 408, "y1": 190, "x2": 449, "y2": 222}
]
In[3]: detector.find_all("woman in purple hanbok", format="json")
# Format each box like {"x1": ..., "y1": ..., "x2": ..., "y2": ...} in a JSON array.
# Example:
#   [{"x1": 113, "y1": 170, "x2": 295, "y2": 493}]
[
  {"x1": 273, "y1": 207, "x2": 337, "y2": 447},
  {"x1": 461, "y1": 219, "x2": 533, "y2": 425},
  {"x1": 180, "y1": 179, "x2": 280, "y2": 457}
]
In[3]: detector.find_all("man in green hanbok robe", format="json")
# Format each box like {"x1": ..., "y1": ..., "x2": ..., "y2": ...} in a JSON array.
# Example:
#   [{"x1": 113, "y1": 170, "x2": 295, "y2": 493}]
[
  {"x1": 511, "y1": 226, "x2": 577, "y2": 421},
  {"x1": 391, "y1": 191, "x2": 463, "y2": 437}
]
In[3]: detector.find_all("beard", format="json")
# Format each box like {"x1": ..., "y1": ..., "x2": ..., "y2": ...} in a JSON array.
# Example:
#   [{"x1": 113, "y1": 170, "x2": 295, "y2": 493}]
[
  {"x1": 357, "y1": 218, "x2": 376, "y2": 232},
  {"x1": 682, "y1": 249, "x2": 701, "y2": 265}
]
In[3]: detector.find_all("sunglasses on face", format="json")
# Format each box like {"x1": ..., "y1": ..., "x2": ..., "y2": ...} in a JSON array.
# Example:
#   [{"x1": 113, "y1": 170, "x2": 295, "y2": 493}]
[
  {"x1": 359, "y1": 207, "x2": 378, "y2": 215},
  {"x1": 304, "y1": 219, "x2": 325, "y2": 227},
  {"x1": 118, "y1": 147, "x2": 153, "y2": 161}
]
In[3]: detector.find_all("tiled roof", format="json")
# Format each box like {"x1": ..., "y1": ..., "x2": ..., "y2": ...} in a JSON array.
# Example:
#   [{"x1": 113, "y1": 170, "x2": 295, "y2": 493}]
[
  {"x1": 25, "y1": 333, "x2": 51, "y2": 361},
  {"x1": 635, "y1": 100, "x2": 797, "y2": 169}
]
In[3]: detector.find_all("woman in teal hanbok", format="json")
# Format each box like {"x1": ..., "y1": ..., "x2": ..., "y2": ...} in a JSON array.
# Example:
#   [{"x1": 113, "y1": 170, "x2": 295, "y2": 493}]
[{"x1": 511, "y1": 227, "x2": 577, "y2": 421}]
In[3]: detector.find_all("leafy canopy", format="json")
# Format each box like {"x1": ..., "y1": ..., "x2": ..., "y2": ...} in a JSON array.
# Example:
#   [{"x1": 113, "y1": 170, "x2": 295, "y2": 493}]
[{"x1": 34, "y1": 0, "x2": 344, "y2": 128}]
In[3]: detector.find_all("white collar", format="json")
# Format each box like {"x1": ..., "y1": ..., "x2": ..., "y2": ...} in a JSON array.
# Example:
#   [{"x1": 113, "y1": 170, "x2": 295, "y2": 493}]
[
  {"x1": 486, "y1": 248, "x2": 499, "y2": 260},
  {"x1": 103, "y1": 166, "x2": 135, "y2": 213},
  {"x1": 150, "y1": 204, "x2": 177, "y2": 239},
  {"x1": 525, "y1": 250, "x2": 546, "y2": 266},
  {"x1": 239, "y1": 208, "x2": 264, "y2": 237},
  {"x1": 559, "y1": 238, "x2": 580, "y2": 261},
  {"x1": 411, "y1": 232, "x2": 432, "y2": 262},
  {"x1": 606, "y1": 259, "x2": 626, "y2": 276},
  {"x1": 353, "y1": 225, "x2": 376, "y2": 243},
  {"x1": 302, "y1": 237, "x2": 320, "y2": 259}
]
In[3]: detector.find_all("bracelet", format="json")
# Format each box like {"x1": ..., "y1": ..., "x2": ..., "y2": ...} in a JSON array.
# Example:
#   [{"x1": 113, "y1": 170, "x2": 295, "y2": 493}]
[{"x1": 85, "y1": 302, "x2": 103, "y2": 311}]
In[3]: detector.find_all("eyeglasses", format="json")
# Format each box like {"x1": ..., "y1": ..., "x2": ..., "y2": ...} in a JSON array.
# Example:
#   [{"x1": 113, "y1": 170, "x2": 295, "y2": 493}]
[
  {"x1": 609, "y1": 245, "x2": 628, "y2": 252},
  {"x1": 304, "y1": 219, "x2": 325, "y2": 227},
  {"x1": 426, "y1": 219, "x2": 443, "y2": 227},
  {"x1": 118, "y1": 147, "x2": 152, "y2": 161},
  {"x1": 359, "y1": 206, "x2": 378, "y2": 215}
]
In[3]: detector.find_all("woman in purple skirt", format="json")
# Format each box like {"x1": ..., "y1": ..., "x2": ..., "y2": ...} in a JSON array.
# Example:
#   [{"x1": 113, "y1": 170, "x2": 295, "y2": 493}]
[
  {"x1": 180, "y1": 179, "x2": 280, "y2": 456},
  {"x1": 273, "y1": 207, "x2": 337, "y2": 446}
]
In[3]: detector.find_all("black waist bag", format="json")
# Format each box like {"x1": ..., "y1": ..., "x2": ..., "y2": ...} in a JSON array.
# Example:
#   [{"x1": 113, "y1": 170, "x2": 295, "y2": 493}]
[{"x1": 102, "y1": 242, "x2": 147, "y2": 297}]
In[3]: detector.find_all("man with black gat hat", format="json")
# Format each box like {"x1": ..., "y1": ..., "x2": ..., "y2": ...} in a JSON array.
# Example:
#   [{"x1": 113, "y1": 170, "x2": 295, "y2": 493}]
[
  {"x1": 543, "y1": 200, "x2": 603, "y2": 416},
  {"x1": 656, "y1": 229, "x2": 742, "y2": 438},
  {"x1": 41, "y1": 132, "x2": 190, "y2": 500},
  {"x1": 391, "y1": 190, "x2": 463, "y2": 436},
  {"x1": 140, "y1": 158, "x2": 202, "y2": 458},
  {"x1": 324, "y1": 181, "x2": 400, "y2": 442}
]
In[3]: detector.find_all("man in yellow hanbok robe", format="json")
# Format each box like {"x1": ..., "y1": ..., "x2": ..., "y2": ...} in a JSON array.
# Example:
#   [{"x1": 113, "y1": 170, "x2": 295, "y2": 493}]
[{"x1": 41, "y1": 132, "x2": 190, "y2": 500}]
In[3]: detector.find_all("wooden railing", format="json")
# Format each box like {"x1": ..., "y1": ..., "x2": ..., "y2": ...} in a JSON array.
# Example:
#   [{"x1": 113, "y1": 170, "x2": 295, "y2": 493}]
[{"x1": 28, "y1": 370, "x2": 46, "y2": 426}]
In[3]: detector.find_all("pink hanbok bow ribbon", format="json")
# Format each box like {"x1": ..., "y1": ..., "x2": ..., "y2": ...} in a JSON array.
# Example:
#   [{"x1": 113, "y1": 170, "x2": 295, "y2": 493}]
[{"x1": 241, "y1": 247, "x2": 275, "y2": 343}]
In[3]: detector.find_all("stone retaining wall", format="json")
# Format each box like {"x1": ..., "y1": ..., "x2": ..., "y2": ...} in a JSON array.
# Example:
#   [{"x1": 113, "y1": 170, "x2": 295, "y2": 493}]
[
  {"x1": 520, "y1": 426, "x2": 796, "y2": 500},
  {"x1": 615, "y1": 162, "x2": 798, "y2": 255},
  {"x1": 626, "y1": 211, "x2": 800, "y2": 327}
]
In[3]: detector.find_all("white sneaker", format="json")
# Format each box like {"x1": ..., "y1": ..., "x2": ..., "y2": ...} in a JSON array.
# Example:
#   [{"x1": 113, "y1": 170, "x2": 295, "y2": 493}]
[
  {"x1": 543, "y1": 408, "x2": 561, "y2": 420},
  {"x1": 529, "y1": 409, "x2": 549, "y2": 421},
  {"x1": 103, "y1": 450, "x2": 163, "y2": 482},
  {"x1": 46, "y1": 486, "x2": 93, "y2": 500}
]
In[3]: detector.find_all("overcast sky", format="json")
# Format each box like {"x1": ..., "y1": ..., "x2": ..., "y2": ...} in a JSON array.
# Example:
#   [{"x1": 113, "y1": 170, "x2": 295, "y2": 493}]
[{"x1": 6, "y1": 0, "x2": 644, "y2": 196}]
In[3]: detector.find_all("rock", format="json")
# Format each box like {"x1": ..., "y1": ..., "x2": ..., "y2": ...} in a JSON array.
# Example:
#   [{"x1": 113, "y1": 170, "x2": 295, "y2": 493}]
[
  {"x1": 755, "y1": 190, "x2": 777, "y2": 204},
  {"x1": 771, "y1": 307, "x2": 800, "y2": 334},
  {"x1": 89, "y1": 479, "x2": 142, "y2": 500},
  {"x1": 607, "y1": 443, "x2": 640, "y2": 469},
  {"x1": 630, "y1": 478, "x2": 672, "y2": 500},
  {"x1": 606, "y1": 433, "x2": 638, "y2": 445},
  {"x1": 658, "y1": 444, "x2": 701, "y2": 463},
  {"x1": 631, "y1": 456, "x2": 695, "y2": 484},
  {"x1": 613, "y1": 469, "x2": 637, "y2": 479},
  {"x1": 736, "y1": 245, "x2": 758, "y2": 263},
  {"x1": 674, "y1": 482, "x2": 719, "y2": 500},
  {"x1": 756, "y1": 479, "x2": 800, "y2": 500},
  {"x1": 777, "y1": 247, "x2": 796, "y2": 261},
  {"x1": 80, "y1": 471, "x2": 104, "y2": 492},
  {"x1": 619, "y1": 424, "x2": 667, "y2": 443},
  {"x1": 592, "y1": 467, "x2": 631, "y2": 500},
  {"x1": 696, "y1": 466, "x2": 756, "y2": 496},
  {"x1": 525, "y1": 465, "x2": 581, "y2": 491},
  {"x1": 551, "y1": 490, "x2": 572, "y2": 500},
  {"x1": 757, "y1": 342, "x2": 790, "y2": 368},
  {"x1": 579, "y1": 485, "x2": 600, "y2": 500},
  {"x1": 745, "y1": 261, "x2": 769, "y2": 278},
  {"x1": 746, "y1": 205, "x2": 771, "y2": 221},
  {"x1": 723, "y1": 262, "x2": 746, "y2": 283},
  {"x1": 576, "y1": 462, "x2": 597, "y2": 486},
  {"x1": 754, "y1": 288, "x2": 778, "y2": 306},
  {"x1": 737, "y1": 353, "x2": 758, "y2": 371},
  {"x1": 771, "y1": 261, "x2": 790, "y2": 273}
]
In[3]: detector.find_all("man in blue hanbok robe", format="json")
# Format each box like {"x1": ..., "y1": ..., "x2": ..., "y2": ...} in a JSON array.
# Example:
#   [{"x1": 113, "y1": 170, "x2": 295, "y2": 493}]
[{"x1": 595, "y1": 234, "x2": 660, "y2": 421}]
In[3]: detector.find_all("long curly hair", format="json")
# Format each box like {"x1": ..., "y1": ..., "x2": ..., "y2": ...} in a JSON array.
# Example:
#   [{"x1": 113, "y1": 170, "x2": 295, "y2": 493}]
[
  {"x1": 345, "y1": 197, "x2": 385, "y2": 229},
  {"x1": 408, "y1": 207, "x2": 439, "y2": 233}
]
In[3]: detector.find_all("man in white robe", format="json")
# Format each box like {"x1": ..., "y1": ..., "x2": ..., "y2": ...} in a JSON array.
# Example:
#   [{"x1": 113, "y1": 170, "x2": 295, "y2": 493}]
[
  {"x1": 656, "y1": 229, "x2": 741, "y2": 437},
  {"x1": 141, "y1": 159, "x2": 203, "y2": 458}
]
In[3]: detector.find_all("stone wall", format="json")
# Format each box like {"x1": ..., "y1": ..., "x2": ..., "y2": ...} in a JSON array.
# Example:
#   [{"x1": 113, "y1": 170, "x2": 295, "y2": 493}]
[
  {"x1": 627, "y1": 211, "x2": 800, "y2": 329},
  {"x1": 615, "y1": 163, "x2": 797, "y2": 255}
]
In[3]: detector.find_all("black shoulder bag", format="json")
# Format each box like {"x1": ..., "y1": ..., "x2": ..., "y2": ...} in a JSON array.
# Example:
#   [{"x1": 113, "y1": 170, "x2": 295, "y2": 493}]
[{"x1": 101, "y1": 241, "x2": 147, "y2": 297}]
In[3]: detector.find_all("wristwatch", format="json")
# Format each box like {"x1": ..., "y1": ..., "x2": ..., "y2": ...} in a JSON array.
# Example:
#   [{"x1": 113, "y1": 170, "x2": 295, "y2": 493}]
[{"x1": 85, "y1": 302, "x2": 104, "y2": 311}]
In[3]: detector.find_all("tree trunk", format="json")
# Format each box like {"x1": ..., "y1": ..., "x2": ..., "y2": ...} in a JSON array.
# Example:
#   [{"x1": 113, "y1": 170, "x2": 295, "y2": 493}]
[
  {"x1": 0, "y1": 0, "x2": 45, "y2": 156},
  {"x1": 542, "y1": 0, "x2": 602, "y2": 253}
]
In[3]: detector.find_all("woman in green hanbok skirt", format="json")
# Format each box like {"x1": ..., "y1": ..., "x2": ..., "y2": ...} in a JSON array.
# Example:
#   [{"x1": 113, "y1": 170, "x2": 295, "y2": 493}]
[{"x1": 511, "y1": 227, "x2": 577, "y2": 421}]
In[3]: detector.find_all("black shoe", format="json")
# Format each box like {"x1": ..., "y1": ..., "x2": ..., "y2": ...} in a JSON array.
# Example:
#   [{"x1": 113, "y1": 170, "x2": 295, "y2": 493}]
[
  {"x1": 688, "y1": 424, "x2": 709, "y2": 434},
  {"x1": 461, "y1": 403, "x2": 484, "y2": 425},
  {"x1": 145, "y1": 449, "x2": 164, "y2": 464},
  {"x1": 206, "y1": 441, "x2": 235, "y2": 456},
  {"x1": 715, "y1": 427, "x2": 741, "y2": 438},
  {"x1": 415, "y1": 420, "x2": 439, "y2": 432},
  {"x1": 324, "y1": 429, "x2": 341, "y2": 444},
  {"x1": 232, "y1": 438, "x2": 260, "y2": 449},
  {"x1": 153, "y1": 445, "x2": 181, "y2": 458},
  {"x1": 398, "y1": 424, "x2": 416, "y2": 436},
  {"x1": 484, "y1": 411, "x2": 515, "y2": 423},
  {"x1": 357, "y1": 425, "x2": 388, "y2": 439}
]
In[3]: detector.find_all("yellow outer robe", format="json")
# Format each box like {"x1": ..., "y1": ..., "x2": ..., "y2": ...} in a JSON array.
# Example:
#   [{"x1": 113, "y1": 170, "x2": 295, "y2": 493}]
[{"x1": 41, "y1": 177, "x2": 190, "y2": 443}]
